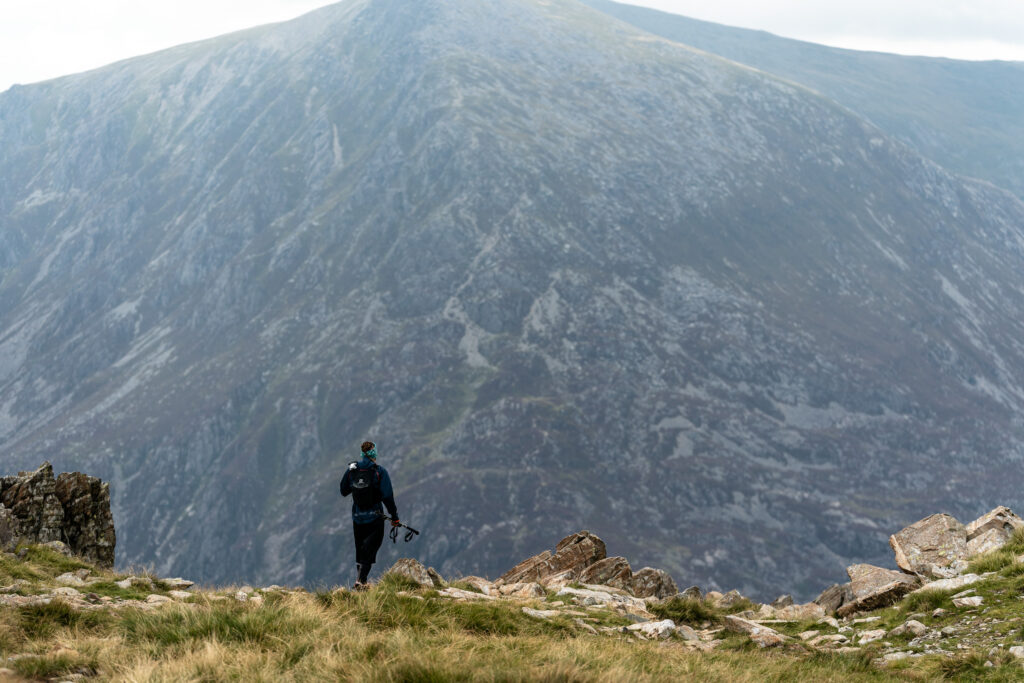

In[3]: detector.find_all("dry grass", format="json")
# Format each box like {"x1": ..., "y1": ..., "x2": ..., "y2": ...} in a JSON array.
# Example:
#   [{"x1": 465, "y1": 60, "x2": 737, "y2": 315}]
[{"x1": 0, "y1": 577, "x2": 910, "y2": 682}]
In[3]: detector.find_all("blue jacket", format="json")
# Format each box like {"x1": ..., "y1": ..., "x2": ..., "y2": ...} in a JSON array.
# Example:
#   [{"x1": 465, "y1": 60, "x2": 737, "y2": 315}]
[{"x1": 339, "y1": 456, "x2": 398, "y2": 525}]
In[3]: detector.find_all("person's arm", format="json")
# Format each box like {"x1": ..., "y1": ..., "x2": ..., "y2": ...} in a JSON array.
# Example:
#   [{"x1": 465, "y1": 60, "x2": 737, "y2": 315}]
[
  {"x1": 340, "y1": 466, "x2": 352, "y2": 497},
  {"x1": 379, "y1": 468, "x2": 398, "y2": 520}
]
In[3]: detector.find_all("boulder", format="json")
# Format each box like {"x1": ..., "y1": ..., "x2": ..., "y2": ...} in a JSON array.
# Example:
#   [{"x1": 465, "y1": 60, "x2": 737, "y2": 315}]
[
  {"x1": 426, "y1": 567, "x2": 445, "y2": 587},
  {"x1": 770, "y1": 594, "x2": 794, "y2": 609},
  {"x1": 889, "y1": 513, "x2": 967, "y2": 577},
  {"x1": 497, "y1": 531, "x2": 606, "y2": 586},
  {"x1": 679, "y1": 586, "x2": 703, "y2": 601},
  {"x1": 889, "y1": 620, "x2": 928, "y2": 638},
  {"x1": 814, "y1": 583, "x2": 854, "y2": 613},
  {"x1": 626, "y1": 619, "x2": 676, "y2": 639},
  {"x1": 498, "y1": 582, "x2": 546, "y2": 598},
  {"x1": 456, "y1": 576, "x2": 493, "y2": 595},
  {"x1": 386, "y1": 558, "x2": 435, "y2": 587},
  {"x1": 579, "y1": 556, "x2": 632, "y2": 592},
  {"x1": 836, "y1": 564, "x2": 920, "y2": 617},
  {"x1": 631, "y1": 567, "x2": 678, "y2": 600},
  {"x1": 911, "y1": 573, "x2": 980, "y2": 593},
  {"x1": 858, "y1": 629, "x2": 886, "y2": 644},
  {"x1": 952, "y1": 595, "x2": 983, "y2": 608},
  {"x1": 723, "y1": 615, "x2": 787, "y2": 648},
  {"x1": 847, "y1": 564, "x2": 919, "y2": 599},
  {"x1": 966, "y1": 506, "x2": 1024, "y2": 557},
  {"x1": 539, "y1": 569, "x2": 576, "y2": 590},
  {"x1": 715, "y1": 589, "x2": 747, "y2": 609},
  {"x1": 775, "y1": 602, "x2": 826, "y2": 621}
]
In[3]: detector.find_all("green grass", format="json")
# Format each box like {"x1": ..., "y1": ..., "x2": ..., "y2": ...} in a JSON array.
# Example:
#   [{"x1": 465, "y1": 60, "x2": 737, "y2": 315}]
[
  {"x1": 899, "y1": 588, "x2": 954, "y2": 614},
  {"x1": 649, "y1": 597, "x2": 719, "y2": 626},
  {"x1": 11, "y1": 652, "x2": 97, "y2": 680},
  {"x1": 17, "y1": 600, "x2": 113, "y2": 639},
  {"x1": 20, "y1": 545, "x2": 94, "y2": 575},
  {"x1": 121, "y1": 602, "x2": 318, "y2": 648},
  {"x1": 85, "y1": 580, "x2": 153, "y2": 601}
]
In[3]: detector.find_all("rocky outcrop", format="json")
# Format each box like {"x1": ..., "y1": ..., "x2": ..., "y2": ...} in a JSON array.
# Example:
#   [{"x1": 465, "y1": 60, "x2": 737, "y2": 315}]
[
  {"x1": 966, "y1": 506, "x2": 1024, "y2": 557},
  {"x1": 631, "y1": 567, "x2": 678, "y2": 600},
  {"x1": 835, "y1": 564, "x2": 920, "y2": 618},
  {"x1": 0, "y1": 463, "x2": 115, "y2": 568},
  {"x1": 723, "y1": 615, "x2": 787, "y2": 648},
  {"x1": 495, "y1": 531, "x2": 680, "y2": 600},
  {"x1": 386, "y1": 558, "x2": 443, "y2": 588},
  {"x1": 579, "y1": 557, "x2": 632, "y2": 592},
  {"x1": 889, "y1": 514, "x2": 967, "y2": 578},
  {"x1": 497, "y1": 531, "x2": 607, "y2": 586}
]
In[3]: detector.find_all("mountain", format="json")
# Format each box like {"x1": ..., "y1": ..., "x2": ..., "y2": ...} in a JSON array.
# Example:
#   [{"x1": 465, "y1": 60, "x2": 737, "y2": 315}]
[
  {"x1": 583, "y1": 0, "x2": 1024, "y2": 199},
  {"x1": 2, "y1": 0, "x2": 1024, "y2": 600}
]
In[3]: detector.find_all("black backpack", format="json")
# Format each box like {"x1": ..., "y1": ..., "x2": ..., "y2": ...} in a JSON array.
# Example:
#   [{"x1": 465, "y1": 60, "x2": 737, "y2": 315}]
[{"x1": 348, "y1": 462, "x2": 382, "y2": 509}]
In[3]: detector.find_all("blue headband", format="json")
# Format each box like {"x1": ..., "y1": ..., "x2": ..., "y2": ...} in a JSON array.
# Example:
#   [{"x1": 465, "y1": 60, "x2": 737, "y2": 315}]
[{"x1": 364, "y1": 446, "x2": 377, "y2": 460}]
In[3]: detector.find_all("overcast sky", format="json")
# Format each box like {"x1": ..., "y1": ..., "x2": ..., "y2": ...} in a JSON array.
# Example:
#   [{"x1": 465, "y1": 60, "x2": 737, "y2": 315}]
[{"x1": 3, "y1": 0, "x2": 1024, "y2": 93}]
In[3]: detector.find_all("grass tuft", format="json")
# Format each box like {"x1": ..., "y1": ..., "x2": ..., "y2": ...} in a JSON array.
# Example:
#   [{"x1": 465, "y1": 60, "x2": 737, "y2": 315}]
[
  {"x1": 649, "y1": 597, "x2": 718, "y2": 626},
  {"x1": 900, "y1": 588, "x2": 954, "y2": 613},
  {"x1": 18, "y1": 599, "x2": 113, "y2": 639}
]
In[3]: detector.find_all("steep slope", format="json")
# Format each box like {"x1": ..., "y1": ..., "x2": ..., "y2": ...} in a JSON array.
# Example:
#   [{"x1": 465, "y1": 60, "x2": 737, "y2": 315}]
[
  {"x1": 1, "y1": 0, "x2": 1024, "y2": 600},
  {"x1": 582, "y1": 0, "x2": 1024, "y2": 199}
]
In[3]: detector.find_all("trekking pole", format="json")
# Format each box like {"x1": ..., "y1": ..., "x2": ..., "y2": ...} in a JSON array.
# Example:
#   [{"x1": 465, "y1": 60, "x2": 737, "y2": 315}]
[{"x1": 381, "y1": 514, "x2": 420, "y2": 543}]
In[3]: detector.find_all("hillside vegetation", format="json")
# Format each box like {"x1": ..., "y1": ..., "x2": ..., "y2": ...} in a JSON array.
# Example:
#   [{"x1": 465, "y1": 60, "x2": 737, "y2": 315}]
[{"x1": 3, "y1": 540, "x2": 1024, "y2": 681}]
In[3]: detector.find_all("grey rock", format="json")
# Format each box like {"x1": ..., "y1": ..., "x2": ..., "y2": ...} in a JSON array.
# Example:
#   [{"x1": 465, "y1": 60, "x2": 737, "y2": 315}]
[
  {"x1": 814, "y1": 583, "x2": 854, "y2": 613},
  {"x1": 965, "y1": 506, "x2": 1024, "y2": 557},
  {"x1": 770, "y1": 594, "x2": 794, "y2": 609},
  {"x1": 889, "y1": 514, "x2": 968, "y2": 578},
  {"x1": 385, "y1": 558, "x2": 435, "y2": 588},
  {"x1": 679, "y1": 586, "x2": 703, "y2": 601},
  {"x1": 578, "y1": 556, "x2": 632, "y2": 593},
  {"x1": 631, "y1": 567, "x2": 678, "y2": 600}
]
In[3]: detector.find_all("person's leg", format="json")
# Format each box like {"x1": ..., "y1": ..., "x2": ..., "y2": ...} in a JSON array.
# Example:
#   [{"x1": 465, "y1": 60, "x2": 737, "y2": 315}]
[
  {"x1": 353, "y1": 521, "x2": 374, "y2": 585},
  {"x1": 357, "y1": 518, "x2": 386, "y2": 583}
]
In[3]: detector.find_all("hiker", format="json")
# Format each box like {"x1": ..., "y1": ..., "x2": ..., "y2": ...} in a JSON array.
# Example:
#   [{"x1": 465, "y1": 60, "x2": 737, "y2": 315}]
[{"x1": 339, "y1": 440, "x2": 400, "y2": 589}]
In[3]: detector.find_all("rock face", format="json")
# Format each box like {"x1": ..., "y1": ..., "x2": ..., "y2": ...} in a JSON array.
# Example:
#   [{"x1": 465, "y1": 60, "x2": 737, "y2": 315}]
[
  {"x1": 966, "y1": 507, "x2": 1024, "y2": 557},
  {"x1": 386, "y1": 558, "x2": 441, "y2": 588},
  {"x1": 579, "y1": 557, "x2": 633, "y2": 592},
  {"x1": 814, "y1": 583, "x2": 853, "y2": 613},
  {"x1": 889, "y1": 514, "x2": 968, "y2": 577},
  {"x1": 836, "y1": 564, "x2": 919, "y2": 618},
  {"x1": 497, "y1": 531, "x2": 607, "y2": 586},
  {"x1": 0, "y1": 463, "x2": 114, "y2": 567},
  {"x1": 496, "y1": 531, "x2": 679, "y2": 600},
  {"x1": 631, "y1": 567, "x2": 679, "y2": 600}
]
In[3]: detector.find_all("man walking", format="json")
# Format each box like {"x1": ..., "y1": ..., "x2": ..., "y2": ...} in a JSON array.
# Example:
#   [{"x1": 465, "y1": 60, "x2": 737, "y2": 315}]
[{"x1": 339, "y1": 440, "x2": 400, "y2": 589}]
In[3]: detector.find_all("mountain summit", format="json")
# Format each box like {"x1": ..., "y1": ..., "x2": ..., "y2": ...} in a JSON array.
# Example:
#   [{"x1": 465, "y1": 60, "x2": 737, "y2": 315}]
[{"x1": 1, "y1": 0, "x2": 1024, "y2": 599}]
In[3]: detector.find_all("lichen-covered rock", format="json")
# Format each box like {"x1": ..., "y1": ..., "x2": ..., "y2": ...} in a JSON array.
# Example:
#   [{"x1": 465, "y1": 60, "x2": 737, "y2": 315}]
[
  {"x1": 54, "y1": 471, "x2": 115, "y2": 568},
  {"x1": 723, "y1": 615, "x2": 787, "y2": 648},
  {"x1": 847, "y1": 564, "x2": 919, "y2": 599},
  {"x1": 0, "y1": 463, "x2": 64, "y2": 544},
  {"x1": 835, "y1": 564, "x2": 920, "y2": 618},
  {"x1": 0, "y1": 507, "x2": 14, "y2": 551},
  {"x1": 889, "y1": 513, "x2": 967, "y2": 577},
  {"x1": 579, "y1": 556, "x2": 632, "y2": 592},
  {"x1": 385, "y1": 558, "x2": 435, "y2": 587},
  {"x1": 0, "y1": 463, "x2": 116, "y2": 568},
  {"x1": 631, "y1": 567, "x2": 678, "y2": 599},
  {"x1": 966, "y1": 506, "x2": 1024, "y2": 557}
]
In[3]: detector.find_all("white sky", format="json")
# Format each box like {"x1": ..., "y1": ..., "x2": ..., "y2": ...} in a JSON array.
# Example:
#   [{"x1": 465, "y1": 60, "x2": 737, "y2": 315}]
[{"x1": 2, "y1": 0, "x2": 1024, "y2": 93}]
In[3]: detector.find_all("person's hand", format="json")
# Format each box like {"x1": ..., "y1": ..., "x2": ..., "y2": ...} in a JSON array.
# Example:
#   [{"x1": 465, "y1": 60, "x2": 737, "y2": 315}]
[{"x1": 391, "y1": 518, "x2": 401, "y2": 528}]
